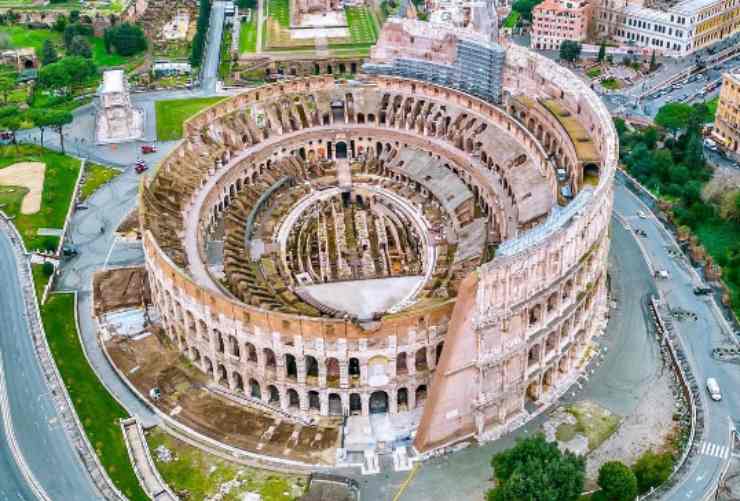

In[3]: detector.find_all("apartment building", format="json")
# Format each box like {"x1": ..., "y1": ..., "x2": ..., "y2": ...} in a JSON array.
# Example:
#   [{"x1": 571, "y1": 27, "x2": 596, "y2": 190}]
[
  {"x1": 531, "y1": 0, "x2": 592, "y2": 50},
  {"x1": 714, "y1": 69, "x2": 740, "y2": 160}
]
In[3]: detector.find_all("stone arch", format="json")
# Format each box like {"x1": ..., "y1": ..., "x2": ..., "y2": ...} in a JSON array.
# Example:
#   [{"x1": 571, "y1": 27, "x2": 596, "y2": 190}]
[
  {"x1": 396, "y1": 352, "x2": 408, "y2": 375},
  {"x1": 336, "y1": 141, "x2": 348, "y2": 159},
  {"x1": 308, "y1": 390, "x2": 320, "y2": 411},
  {"x1": 349, "y1": 393, "x2": 362, "y2": 414},
  {"x1": 228, "y1": 335, "x2": 240, "y2": 358},
  {"x1": 249, "y1": 378, "x2": 261, "y2": 399},
  {"x1": 217, "y1": 364, "x2": 228, "y2": 385},
  {"x1": 245, "y1": 342, "x2": 258, "y2": 363},
  {"x1": 233, "y1": 371, "x2": 244, "y2": 392},
  {"x1": 287, "y1": 388, "x2": 300, "y2": 408},
  {"x1": 305, "y1": 355, "x2": 319, "y2": 378},
  {"x1": 328, "y1": 393, "x2": 342, "y2": 416},
  {"x1": 528, "y1": 344, "x2": 540, "y2": 367},
  {"x1": 369, "y1": 391, "x2": 388, "y2": 414},
  {"x1": 415, "y1": 385, "x2": 427, "y2": 407},
  {"x1": 267, "y1": 384, "x2": 280, "y2": 404},
  {"x1": 204, "y1": 357, "x2": 214, "y2": 377},
  {"x1": 326, "y1": 357, "x2": 340, "y2": 386},
  {"x1": 397, "y1": 387, "x2": 409, "y2": 411},
  {"x1": 348, "y1": 357, "x2": 360, "y2": 378},
  {"x1": 415, "y1": 348, "x2": 428, "y2": 372},
  {"x1": 263, "y1": 348, "x2": 277, "y2": 369},
  {"x1": 435, "y1": 342, "x2": 444, "y2": 365},
  {"x1": 285, "y1": 353, "x2": 298, "y2": 380}
]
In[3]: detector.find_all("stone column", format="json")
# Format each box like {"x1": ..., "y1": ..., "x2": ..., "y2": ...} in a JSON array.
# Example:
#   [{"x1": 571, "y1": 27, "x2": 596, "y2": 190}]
[
  {"x1": 339, "y1": 360, "x2": 349, "y2": 388},
  {"x1": 319, "y1": 363, "x2": 327, "y2": 388},
  {"x1": 389, "y1": 389, "x2": 398, "y2": 415},
  {"x1": 297, "y1": 357, "x2": 306, "y2": 385},
  {"x1": 360, "y1": 360, "x2": 368, "y2": 386},
  {"x1": 299, "y1": 390, "x2": 309, "y2": 412},
  {"x1": 320, "y1": 392, "x2": 329, "y2": 416},
  {"x1": 361, "y1": 393, "x2": 370, "y2": 417}
]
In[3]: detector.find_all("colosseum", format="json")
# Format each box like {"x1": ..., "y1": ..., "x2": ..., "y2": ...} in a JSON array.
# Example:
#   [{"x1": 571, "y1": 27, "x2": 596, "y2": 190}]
[{"x1": 139, "y1": 37, "x2": 617, "y2": 460}]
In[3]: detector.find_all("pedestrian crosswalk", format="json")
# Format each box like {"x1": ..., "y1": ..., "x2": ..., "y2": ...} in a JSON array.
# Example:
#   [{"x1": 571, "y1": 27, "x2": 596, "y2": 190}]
[{"x1": 699, "y1": 441, "x2": 730, "y2": 459}]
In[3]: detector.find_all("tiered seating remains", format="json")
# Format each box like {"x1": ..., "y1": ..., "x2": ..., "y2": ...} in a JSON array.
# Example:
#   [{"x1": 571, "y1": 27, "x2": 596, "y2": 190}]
[{"x1": 221, "y1": 155, "x2": 326, "y2": 315}]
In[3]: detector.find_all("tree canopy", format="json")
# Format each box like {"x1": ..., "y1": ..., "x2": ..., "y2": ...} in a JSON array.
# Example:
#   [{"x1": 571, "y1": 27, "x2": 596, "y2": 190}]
[
  {"x1": 511, "y1": 0, "x2": 542, "y2": 21},
  {"x1": 487, "y1": 434, "x2": 585, "y2": 501},
  {"x1": 559, "y1": 41, "x2": 582, "y2": 62},
  {"x1": 596, "y1": 461, "x2": 638, "y2": 501},
  {"x1": 41, "y1": 39, "x2": 59, "y2": 65},
  {"x1": 632, "y1": 451, "x2": 673, "y2": 494},
  {"x1": 104, "y1": 23, "x2": 148, "y2": 57},
  {"x1": 654, "y1": 102, "x2": 693, "y2": 133},
  {"x1": 38, "y1": 56, "x2": 97, "y2": 96}
]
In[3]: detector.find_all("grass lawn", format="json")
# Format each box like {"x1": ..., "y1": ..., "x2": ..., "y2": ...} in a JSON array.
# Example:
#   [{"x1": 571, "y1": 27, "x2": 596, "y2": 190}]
[
  {"x1": 0, "y1": 25, "x2": 62, "y2": 54},
  {"x1": 345, "y1": 7, "x2": 378, "y2": 44},
  {"x1": 0, "y1": 184, "x2": 28, "y2": 218},
  {"x1": 586, "y1": 67, "x2": 602, "y2": 78},
  {"x1": 155, "y1": 97, "x2": 226, "y2": 140},
  {"x1": 268, "y1": 0, "x2": 290, "y2": 27},
  {"x1": 147, "y1": 428, "x2": 307, "y2": 500},
  {"x1": 239, "y1": 10, "x2": 258, "y2": 53},
  {"x1": 503, "y1": 10, "x2": 520, "y2": 28},
  {"x1": 79, "y1": 163, "x2": 120, "y2": 201},
  {"x1": 40, "y1": 293, "x2": 149, "y2": 501},
  {"x1": 88, "y1": 36, "x2": 128, "y2": 67},
  {"x1": 31, "y1": 262, "x2": 50, "y2": 300},
  {"x1": 601, "y1": 77, "x2": 621, "y2": 90},
  {"x1": 694, "y1": 217, "x2": 740, "y2": 316},
  {"x1": 0, "y1": 145, "x2": 81, "y2": 251}
]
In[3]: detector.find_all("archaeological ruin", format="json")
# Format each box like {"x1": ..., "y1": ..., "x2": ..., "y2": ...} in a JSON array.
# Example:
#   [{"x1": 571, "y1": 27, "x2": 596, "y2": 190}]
[{"x1": 138, "y1": 41, "x2": 617, "y2": 464}]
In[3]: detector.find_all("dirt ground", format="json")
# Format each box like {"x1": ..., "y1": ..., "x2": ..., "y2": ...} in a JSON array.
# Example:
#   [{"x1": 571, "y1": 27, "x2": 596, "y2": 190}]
[
  {"x1": 583, "y1": 365, "x2": 678, "y2": 485},
  {"x1": 0, "y1": 162, "x2": 46, "y2": 214},
  {"x1": 106, "y1": 332, "x2": 341, "y2": 465},
  {"x1": 93, "y1": 266, "x2": 151, "y2": 315}
]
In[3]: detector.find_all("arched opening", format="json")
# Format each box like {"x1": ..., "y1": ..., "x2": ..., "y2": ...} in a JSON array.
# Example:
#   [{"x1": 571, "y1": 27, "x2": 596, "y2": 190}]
[
  {"x1": 204, "y1": 357, "x2": 214, "y2": 377},
  {"x1": 268, "y1": 384, "x2": 280, "y2": 404},
  {"x1": 397, "y1": 387, "x2": 408, "y2": 411},
  {"x1": 415, "y1": 348, "x2": 428, "y2": 372},
  {"x1": 305, "y1": 355, "x2": 319, "y2": 379},
  {"x1": 215, "y1": 330, "x2": 225, "y2": 353},
  {"x1": 435, "y1": 343, "x2": 444, "y2": 365},
  {"x1": 528, "y1": 345, "x2": 540, "y2": 367},
  {"x1": 396, "y1": 352, "x2": 408, "y2": 375},
  {"x1": 328, "y1": 393, "x2": 342, "y2": 415},
  {"x1": 348, "y1": 358, "x2": 360, "y2": 379},
  {"x1": 287, "y1": 388, "x2": 300, "y2": 408},
  {"x1": 245, "y1": 342, "x2": 258, "y2": 363},
  {"x1": 233, "y1": 372, "x2": 244, "y2": 392},
  {"x1": 369, "y1": 391, "x2": 388, "y2": 414},
  {"x1": 264, "y1": 348, "x2": 276, "y2": 369},
  {"x1": 308, "y1": 390, "x2": 320, "y2": 411},
  {"x1": 326, "y1": 357, "x2": 340, "y2": 387},
  {"x1": 229, "y1": 336, "x2": 240, "y2": 358},
  {"x1": 584, "y1": 163, "x2": 600, "y2": 184},
  {"x1": 250, "y1": 379, "x2": 261, "y2": 399},
  {"x1": 285, "y1": 354, "x2": 297, "y2": 380},
  {"x1": 349, "y1": 393, "x2": 362, "y2": 415},
  {"x1": 415, "y1": 385, "x2": 427, "y2": 407},
  {"x1": 217, "y1": 364, "x2": 228, "y2": 385},
  {"x1": 335, "y1": 141, "x2": 348, "y2": 159}
]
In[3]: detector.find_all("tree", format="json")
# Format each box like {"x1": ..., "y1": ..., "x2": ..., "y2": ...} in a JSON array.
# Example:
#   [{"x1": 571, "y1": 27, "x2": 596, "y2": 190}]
[
  {"x1": 68, "y1": 35, "x2": 92, "y2": 58},
  {"x1": 63, "y1": 22, "x2": 93, "y2": 49},
  {"x1": 0, "y1": 105, "x2": 23, "y2": 150},
  {"x1": 29, "y1": 108, "x2": 56, "y2": 147},
  {"x1": 46, "y1": 110, "x2": 73, "y2": 153},
  {"x1": 655, "y1": 102, "x2": 693, "y2": 135},
  {"x1": 52, "y1": 13, "x2": 67, "y2": 32},
  {"x1": 598, "y1": 41, "x2": 606, "y2": 62},
  {"x1": 642, "y1": 127, "x2": 658, "y2": 149},
  {"x1": 41, "y1": 39, "x2": 58, "y2": 65},
  {"x1": 559, "y1": 40, "x2": 582, "y2": 63},
  {"x1": 105, "y1": 22, "x2": 148, "y2": 56},
  {"x1": 650, "y1": 49, "x2": 657, "y2": 71},
  {"x1": 632, "y1": 451, "x2": 673, "y2": 494},
  {"x1": 42, "y1": 261, "x2": 54, "y2": 277},
  {"x1": 685, "y1": 132, "x2": 704, "y2": 168},
  {"x1": 511, "y1": 0, "x2": 541, "y2": 21},
  {"x1": 0, "y1": 70, "x2": 15, "y2": 104},
  {"x1": 69, "y1": 9, "x2": 80, "y2": 24},
  {"x1": 38, "y1": 56, "x2": 97, "y2": 96},
  {"x1": 597, "y1": 461, "x2": 638, "y2": 501},
  {"x1": 487, "y1": 434, "x2": 585, "y2": 501},
  {"x1": 191, "y1": 0, "x2": 212, "y2": 66}
]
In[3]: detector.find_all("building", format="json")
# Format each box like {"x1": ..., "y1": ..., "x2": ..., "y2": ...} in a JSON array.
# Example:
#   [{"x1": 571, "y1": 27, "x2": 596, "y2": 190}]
[
  {"x1": 427, "y1": 0, "x2": 500, "y2": 40},
  {"x1": 136, "y1": 39, "x2": 616, "y2": 464},
  {"x1": 95, "y1": 70, "x2": 144, "y2": 144},
  {"x1": 362, "y1": 18, "x2": 505, "y2": 103},
  {"x1": 594, "y1": 0, "x2": 740, "y2": 57},
  {"x1": 714, "y1": 69, "x2": 740, "y2": 160},
  {"x1": 530, "y1": 0, "x2": 592, "y2": 51},
  {"x1": 0, "y1": 48, "x2": 37, "y2": 71}
]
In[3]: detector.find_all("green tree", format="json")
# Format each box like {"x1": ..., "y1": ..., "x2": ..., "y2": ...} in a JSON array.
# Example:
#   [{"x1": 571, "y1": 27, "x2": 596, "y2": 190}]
[
  {"x1": 105, "y1": 23, "x2": 148, "y2": 56},
  {"x1": 0, "y1": 70, "x2": 15, "y2": 104},
  {"x1": 650, "y1": 49, "x2": 657, "y2": 71},
  {"x1": 685, "y1": 133, "x2": 704, "y2": 167},
  {"x1": 632, "y1": 451, "x2": 673, "y2": 494},
  {"x1": 655, "y1": 102, "x2": 693, "y2": 134},
  {"x1": 559, "y1": 40, "x2": 582, "y2": 63},
  {"x1": 69, "y1": 9, "x2": 80, "y2": 24},
  {"x1": 38, "y1": 56, "x2": 97, "y2": 96},
  {"x1": 29, "y1": 108, "x2": 55, "y2": 146},
  {"x1": 63, "y1": 23, "x2": 93, "y2": 49},
  {"x1": 598, "y1": 41, "x2": 606, "y2": 62},
  {"x1": 52, "y1": 13, "x2": 67, "y2": 32},
  {"x1": 68, "y1": 35, "x2": 92, "y2": 58},
  {"x1": 511, "y1": 0, "x2": 541, "y2": 21},
  {"x1": 42, "y1": 261, "x2": 55, "y2": 277},
  {"x1": 487, "y1": 434, "x2": 585, "y2": 501},
  {"x1": 41, "y1": 39, "x2": 58, "y2": 65},
  {"x1": 597, "y1": 461, "x2": 638, "y2": 501},
  {"x1": 191, "y1": 0, "x2": 212, "y2": 66},
  {"x1": 47, "y1": 109, "x2": 73, "y2": 153},
  {"x1": 642, "y1": 127, "x2": 658, "y2": 149},
  {"x1": 0, "y1": 105, "x2": 23, "y2": 150}
]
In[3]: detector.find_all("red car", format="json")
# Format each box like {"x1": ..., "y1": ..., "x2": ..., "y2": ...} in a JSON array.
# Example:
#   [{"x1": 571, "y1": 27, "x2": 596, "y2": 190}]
[
  {"x1": 141, "y1": 145, "x2": 157, "y2": 154},
  {"x1": 134, "y1": 161, "x2": 148, "y2": 174}
]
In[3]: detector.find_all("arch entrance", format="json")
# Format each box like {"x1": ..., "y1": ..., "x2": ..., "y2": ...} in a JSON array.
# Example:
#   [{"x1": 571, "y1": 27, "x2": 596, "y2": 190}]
[{"x1": 369, "y1": 391, "x2": 389, "y2": 414}]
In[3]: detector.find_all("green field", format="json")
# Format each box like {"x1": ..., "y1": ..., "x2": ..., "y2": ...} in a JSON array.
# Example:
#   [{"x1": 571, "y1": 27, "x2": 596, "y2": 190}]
[
  {"x1": 268, "y1": 0, "x2": 290, "y2": 27},
  {"x1": 40, "y1": 293, "x2": 148, "y2": 501},
  {"x1": 345, "y1": 7, "x2": 378, "y2": 44},
  {"x1": 0, "y1": 145, "x2": 81, "y2": 250},
  {"x1": 79, "y1": 163, "x2": 120, "y2": 201},
  {"x1": 31, "y1": 262, "x2": 50, "y2": 300},
  {"x1": 239, "y1": 10, "x2": 258, "y2": 53},
  {"x1": 147, "y1": 428, "x2": 307, "y2": 501},
  {"x1": 155, "y1": 97, "x2": 226, "y2": 140},
  {"x1": 0, "y1": 25, "x2": 62, "y2": 54}
]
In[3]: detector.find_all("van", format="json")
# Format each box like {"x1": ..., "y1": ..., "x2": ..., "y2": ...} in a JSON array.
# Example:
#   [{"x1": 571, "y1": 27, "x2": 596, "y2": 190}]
[{"x1": 706, "y1": 378, "x2": 722, "y2": 401}]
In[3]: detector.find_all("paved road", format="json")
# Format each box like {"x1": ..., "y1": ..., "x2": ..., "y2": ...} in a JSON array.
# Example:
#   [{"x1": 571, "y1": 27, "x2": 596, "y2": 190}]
[
  {"x1": 202, "y1": 1, "x2": 227, "y2": 93},
  {"x1": 0, "y1": 231, "x2": 103, "y2": 500},
  {"x1": 614, "y1": 180, "x2": 740, "y2": 500}
]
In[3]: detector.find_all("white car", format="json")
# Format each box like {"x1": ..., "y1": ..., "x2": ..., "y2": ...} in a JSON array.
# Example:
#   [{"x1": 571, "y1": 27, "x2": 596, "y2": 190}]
[
  {"x1": 706, "y1": 378, "x2": 722, "y2": 401},
  {"x1": 637, "y1": 210, "x2": 647, "y2": 219}
]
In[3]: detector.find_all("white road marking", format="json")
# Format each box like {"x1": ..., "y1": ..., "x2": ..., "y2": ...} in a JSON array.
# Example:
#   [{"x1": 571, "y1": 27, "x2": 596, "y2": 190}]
[{"x1": 698, "y1": 441, "x2": 729, "y2": 459}]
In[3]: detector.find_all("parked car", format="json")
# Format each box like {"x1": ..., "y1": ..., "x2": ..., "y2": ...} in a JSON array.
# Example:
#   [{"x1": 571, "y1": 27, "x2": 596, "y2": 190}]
[
  {"x1": 706, "y1": 378, "x2": 722, "y2": 401},
  {"x1": 693, "y1": 286, "x2": 713, "y2": 296},
  {"x1": 141, "y1": 145, "x2": 157, "y2": 154},
  {"x1": 134, "y1": 160, "x2": 148, "y2": 174}
]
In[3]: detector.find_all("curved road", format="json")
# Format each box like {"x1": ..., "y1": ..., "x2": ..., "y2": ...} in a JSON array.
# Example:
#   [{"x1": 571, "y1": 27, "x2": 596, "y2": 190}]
[{"x1": 0, "y1": 231, "x2": 102, "y2": 500}]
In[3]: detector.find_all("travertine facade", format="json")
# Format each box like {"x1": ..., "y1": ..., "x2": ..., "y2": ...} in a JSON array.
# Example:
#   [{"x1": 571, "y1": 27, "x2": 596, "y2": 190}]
[
  {"x1": 139, "y1": 43, "x2": 616, "y2": 457},
  {"x1": 714, "y1": 69, "x2": 740, "y2": 160},
  {"x1": 95, "y1": 70, "x2": 143, "y2": 144}
]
